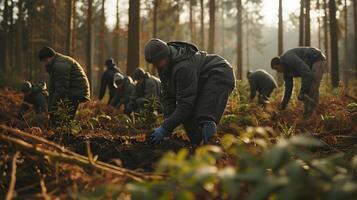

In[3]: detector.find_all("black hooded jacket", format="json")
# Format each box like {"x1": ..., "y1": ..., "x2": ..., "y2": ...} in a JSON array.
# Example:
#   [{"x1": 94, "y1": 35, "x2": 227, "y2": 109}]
[{"x1": 159, "y1": 42, "x2": 236, "y2": 133}]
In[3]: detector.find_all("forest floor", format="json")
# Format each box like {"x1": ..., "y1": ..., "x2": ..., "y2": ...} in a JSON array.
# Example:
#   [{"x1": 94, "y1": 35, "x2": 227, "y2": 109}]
[{"x1": 0, "y1": 84, "x2": 356, "y2": 199}]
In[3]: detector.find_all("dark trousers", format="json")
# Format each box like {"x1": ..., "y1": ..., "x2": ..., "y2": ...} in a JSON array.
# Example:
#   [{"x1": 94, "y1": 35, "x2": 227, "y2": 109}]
[
  {"x1": 183, "y1": 74, "x2": 234, "y2": 144},
  {"x1": 50, "y1": 99, "x2": 79, "y2": 128}
]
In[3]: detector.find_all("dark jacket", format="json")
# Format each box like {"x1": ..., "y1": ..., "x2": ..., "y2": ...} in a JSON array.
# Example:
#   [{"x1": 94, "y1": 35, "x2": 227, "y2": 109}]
[
  {"x1": 47, "y1": 53, "x2": 90, "y2": 111},
  {"x1": 110, "y1": 77, "x2": 135, "y2": 108},
  {"x1": 99, "y1": 66, "x2": 122, "y2": 104},
  {"x1": 280, "y1": 47, "x2": 326, "y2": 107},
  {"x1": 248, "y1": 69, "x2": 277, "y2": 100},
  {"x1": 134, "y1": 73, "x2": 161, "y2": 104},
  {"x1": 18, "y1": 84, "x2": 48, "y2": 117},
  {"x1": 159, "y1": 41, "x2": 236, "y2": 133}
]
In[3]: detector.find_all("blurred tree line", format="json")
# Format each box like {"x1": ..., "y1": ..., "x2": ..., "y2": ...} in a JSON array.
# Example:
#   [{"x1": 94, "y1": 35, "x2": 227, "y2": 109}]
[{"x1": 0, "y1": 0, "x2": 356, "y2": 94}]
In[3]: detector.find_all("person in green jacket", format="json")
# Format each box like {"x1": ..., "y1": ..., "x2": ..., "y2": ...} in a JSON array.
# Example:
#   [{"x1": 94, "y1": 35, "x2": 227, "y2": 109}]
[{"x1": 38, "y1": 46, "x2": 90, "y2": 127}]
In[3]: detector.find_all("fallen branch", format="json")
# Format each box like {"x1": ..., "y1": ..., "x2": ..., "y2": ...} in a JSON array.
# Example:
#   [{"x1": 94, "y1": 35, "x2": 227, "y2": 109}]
[
  {"x1": 0, "y1": 125, "x2": 165, "y2": 181},
  {"x1": 5, "y1": 151, "x2": 20, "y2": 200}
]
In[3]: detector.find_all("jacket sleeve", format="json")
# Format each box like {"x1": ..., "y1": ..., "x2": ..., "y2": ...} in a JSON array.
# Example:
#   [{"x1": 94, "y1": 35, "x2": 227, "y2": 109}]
[
  {"x1": 18, "y1": 101, "x2": 30, "y2": 118},
  {"x1": 162, "y1": 67, "x2": 197, "y2": 133},
  {"x1": 110, "y1": 90, "x2": 120, "y2": 107},
  {"x1": 49, "y1": 63, "x2": 71, "y2": 110},
  {"x1": 281, "y1": 73, "x2": 293, "y2": 108},
  {"x1": 98, "y1": 72, "x2": 108, "y2": 100},
  {"x1": 248, "y1": 77, "x2": 257, "y2": 100},
  {"x1": 160, "y1": 81, "x2": 176, "y2": 119},
  {"x1": 120, "y1": 85, "x2": 135, "y2": 105},
  {"x1": 144, "y1": 78, "x2": 158, "y2": 99},
  {"x1": 289, "y1": 54, "x2": 314, "y2": 96}
]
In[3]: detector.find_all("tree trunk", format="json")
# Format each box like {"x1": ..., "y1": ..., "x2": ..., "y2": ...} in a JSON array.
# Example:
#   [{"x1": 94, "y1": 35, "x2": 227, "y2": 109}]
[
  {"x1": 200, "y1": 0, "x2": 205, "y2": 49},
  {"x1": 208, "y1": 0, "x2": 215, "y2": 53},
  {"x1": 236, "y1": 0, "x2": 242, "y2": 80},
  {"x1": 153, "y1": 0, "x2": 159, "y2": 37},
  {"x1": 9, "y1": 0, "x2": 14, "y2": 75},
  {"x1": 98, "y1": 0, "x2": 106, "y2": 87},
  {"x1": 329, "y1": 0, "x2": 339, "y2": 87},
  {"x1": 353, "y1": 0, "x2": 357, "y2": 77},
  {"x1": 317, "y1": 0, "x2": 321, "y2": 49},
  {"x1": 126, "y1": 0, "x2": 140, "y2": 76},
  {"x1": 299, "y1": 0, "x2": 305, "y2": 46},
  {"x1": 189, "y1": 0, "x2": 194, "y2": 42},
  {"x1": 221, "y1": 3, "x2": 226, "y2": 55},
  {"x1": 246, "y1": 11, "x2": 250, "y2": 70},
  {"x1": 304, "y1": 0, "x2": 311, "y2": 46},
  {"x1": 343, "y1": 0, "x2": 348, "y2": 87},
  {"x1": 277, "y1": 0, "x2": 283, "y2": 85},
  {"x1": 113, "y1": 0, "x2": 120, "y2": 63},
  {"x1": 2, "y1": 0, "x2": 9, "y2": 73},
  {"x1": 86, "y1": 0, "x2": 93, "y2": 89},
  {"x1": 66, "y1": 0, "x2": 73, "y2": 55},
  {"x1": 71, "y1": 0, "x2": 77, "y2": 57},
  {"x1": 323, "y1": 0, "x2": 329, "y2": 66},
  {"x1": 16, "y1": 0, "x2": 25, "y2": 78},
  {"x1": 52, "y1": 0, "x2": 57, "y2": 49}
]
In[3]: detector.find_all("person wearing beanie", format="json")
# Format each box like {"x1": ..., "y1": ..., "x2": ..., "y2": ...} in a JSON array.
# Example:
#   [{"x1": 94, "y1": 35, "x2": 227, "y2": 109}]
[
  {"x1": 129, "y1": 67, "x2": 161, "y2": 113},
  {"x1": 17, "y1": 81, "x2": 48, "y2": 120},
  {"x1": 110, "y1": 73, "x2": 135, "y2": 114},
  {"x1": 247, "y1": 69, "x2": 277, "y2": 106},
  {"x1": 144, "y1": 38, "x2": 236, "y2": 145},
  {"x1": 38, "y1": 46, "x2": 90, "y2": 127},
  {"x1": 98, "y1": 58, "x2": 123, "y2": 105},
  {"x1": 271, "y1": 47, "x2": 326, "y2": 118}
]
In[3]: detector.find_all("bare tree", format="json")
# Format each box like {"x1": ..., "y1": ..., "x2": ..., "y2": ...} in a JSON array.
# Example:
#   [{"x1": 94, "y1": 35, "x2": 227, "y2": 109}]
[
  {"x1": 113, "y1": 0, "x2": 120, "y2": 63},
  {"x1": 200, "y1": 0, "x2": 205, "y2": 49},
  {"x1": 352, "y1": 0, "x2": 357, "y2": 78},
  {"x1": 329, "y1": 0, "x2": 339, "y2": 87},
  {"x1": 126, "y1": 0, "x2": 140, "y2": 76},
  {"x1": 304, "y1": 0, "x2": 311, "y2": 46},
  {"x1": 323, "y1": 0, "x2": 329, "y2": 64},
  {"x1": 277, "y1": 0, "x2": 283, "y2": 85},
  {"x1": 15, "y1": 0, "x2": 25, "y2": 77},
  {"x1": 71, "y1": 0, "x2": 77, "y2": 56},
  {"x1": 86, "y1": 0, "x2": 93, "y2": 88},
  {"x1": 66, "y1": 0, "x2": 73, "y2": 55},
  {"x1": 236, "y1": 0, "x2": 242, "y2": 79},
  {"x1": 343, "y1": 0, "x2": 348, "y2": 87},
  {"x1": 208, "y1": 0, "x2": 215, "y2": 53},
  {"x1": 299, "y1": 0, "x2": 304, "y2": 46},
  {"x1": 153, "y1": 0, "x2": 159, "y2": 37},
  {"x1": 317, "y1": 0, "x2": 321, "y2": 49},
  {"x1": 99, "y1": 0, "x2": 106, "y2": 77}
]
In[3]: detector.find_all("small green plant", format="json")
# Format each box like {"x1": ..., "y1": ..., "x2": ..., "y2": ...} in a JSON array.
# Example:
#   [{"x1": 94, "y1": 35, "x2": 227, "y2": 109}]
[
  {"x1": 125, "y1": 131, "x2": 357, "y2": 200},
  {"x1": 277, "y1": 122, "x2": 296, "y2": 138},
  {"x1": 52, "y1": 100, "x2": 82, "y2": 135},
  {"x1": 134, "y1": 97, "x2": 162, "y2": 129}
]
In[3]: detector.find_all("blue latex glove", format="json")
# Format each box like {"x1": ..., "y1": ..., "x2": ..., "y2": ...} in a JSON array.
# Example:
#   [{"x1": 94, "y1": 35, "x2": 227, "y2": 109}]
[{"x1": 150, "y1": 126, "x2": 168, "y2": 144}]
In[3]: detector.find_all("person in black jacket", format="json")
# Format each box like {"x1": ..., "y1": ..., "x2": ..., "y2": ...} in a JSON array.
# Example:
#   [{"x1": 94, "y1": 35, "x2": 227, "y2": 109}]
[
  {"x1": 18, "y1": 81, "x2": 48, "y2": 120},
  {"x1": 144, "y1": 38, "x2": 236, "y2": 145},
  {"x1": 128, "y1": 68, "x2": 161, "y2": 113},
  {"x1": 271, "y1": 47, "x2": 327, "y2": 118},
  {"x1": 99, "y1": 58, "x2": 122, "y2": 104},
  {"x1": 110, "y1": 73, "x2": 135, "y2": 114},
  {"x1": 247, "y1": 69, "x2": 277, "y2": 106}
]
